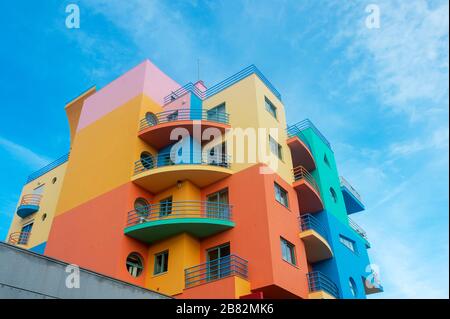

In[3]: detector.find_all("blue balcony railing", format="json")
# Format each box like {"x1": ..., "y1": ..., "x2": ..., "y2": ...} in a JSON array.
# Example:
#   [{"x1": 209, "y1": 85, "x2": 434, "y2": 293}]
[
  {"x1": 307, "y1": 271, "x2": 340, "y2": 299},
  {"x1": 300, "y1": 214, "x2": 328, "y2": 241},
  {"x1": 26, "y1": 153, "x2": 69, "y2": 184},
  {"x1": 163, "y1": 65, "x2": 282, "y2": 105},
  {"x1": 185, "y1": 254, "x2": 248, "y2": 288},
  {"x1": 134, "y1": 152, "x2": 231, "y2": 175},
  {"x1": 126, "y1": 200, "x2": 233, "y2": 227},
  {"x1": 287, "y1": 119, "x2": 331, "y2": 149},
  {"x1": 139, "y1": 109, "x2": 230, "y2": 131},
  {"x1": 164, "y1": 82, "x2": 205, "y2": 104}
]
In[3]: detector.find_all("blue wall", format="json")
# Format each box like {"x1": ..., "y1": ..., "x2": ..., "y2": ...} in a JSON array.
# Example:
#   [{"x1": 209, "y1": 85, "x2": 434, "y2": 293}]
[{"x1": 29, "y1": 241, "x2": 46, "y2": 255}]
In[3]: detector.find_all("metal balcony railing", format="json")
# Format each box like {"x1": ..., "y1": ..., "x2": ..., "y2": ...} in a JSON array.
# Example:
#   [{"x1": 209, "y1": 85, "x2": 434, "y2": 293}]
[
  {"x1": 26, "y1": 153, "x2": 69, "y2": 184},
  {"x1": 185, "y1": 254, "x2": 248, "y2": 288},
  {"x1": 348, "y1": 218, "x2": 369, "y2": 241},
  {"x1": 163, "y1": 65, "x2": 282, "y2": 104},
  {"x1": 164, "y1": 82, "x2": 206, "y2": 104},
  {"x1": 287, "y1": 119, "x2": 331, "y2": 149},
  {"x1": 300, "y1": 214, "x2": 328, "y2": 241},
  {"x1": 19, "y1": 194, "x2": 42, "y2": 207},
  {"x1": 126, "y1": 200, "x2": 233, "y2": 227},
  {"x1": 307, "y1": 271, "x2": 340, "y2": 299},
  {"x1": 139, "y1": 109, "x2": 230, "y2": 131},
  {"x1": 8, "y1": 231, "x2": 31, "y2": 245},
  {"x1": 286, "y1": 126, "x2": 311, "y2": 150},
  {"x1": 133, "y1": 152, "x2": 231, "y2": 175},
  {"x1": 292, "y1": 166, "x2": 320, "y2": 194},
  {"x1": 340, "y1": 176, "x2": 363, "y2": 203}
]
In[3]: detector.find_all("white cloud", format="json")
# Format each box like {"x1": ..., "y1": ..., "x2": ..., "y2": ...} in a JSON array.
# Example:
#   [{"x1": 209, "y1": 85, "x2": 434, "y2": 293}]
[{"x1": 0, "y1": 136, "x2": 50, "y2": 169}]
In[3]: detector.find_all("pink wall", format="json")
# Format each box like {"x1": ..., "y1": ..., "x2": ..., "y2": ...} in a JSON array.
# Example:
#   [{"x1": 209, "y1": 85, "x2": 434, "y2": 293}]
[{"x1": 77, "y1": 60, "x2": 180, "y2": 132}]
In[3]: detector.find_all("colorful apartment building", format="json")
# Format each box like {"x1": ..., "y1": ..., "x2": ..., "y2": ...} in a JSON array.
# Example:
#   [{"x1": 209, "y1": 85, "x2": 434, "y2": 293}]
[{"x1": 5, "y1": 60, "x2": 382, "y2": 299}]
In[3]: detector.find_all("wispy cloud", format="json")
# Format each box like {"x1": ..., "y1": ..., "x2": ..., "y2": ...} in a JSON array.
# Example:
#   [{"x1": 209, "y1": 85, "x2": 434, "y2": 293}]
[{"x1": 0, "y1": 136, "x2": 50, "y2": 169}]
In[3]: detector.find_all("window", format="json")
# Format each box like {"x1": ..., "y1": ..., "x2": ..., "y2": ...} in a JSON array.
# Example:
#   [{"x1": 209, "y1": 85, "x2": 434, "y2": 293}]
[
  {"x1": 324, "y1": 154, "x2": 330, "y2": 167},
  {"x1": 41, "y1": 213, "x2": 47, "y2": 221},
  {"x1": 52, "y1": 177, "x2": 57, "y2": 184},
  {"x1": 339, "y1": 235, "x2": 357, "y2": 253},
  {"x1": 330, "y1": 187, "x2": 338, "y2": 203},
  {"x1": 159, "y1": 197, "x2": 173, "y2": 217},
  {"x1": 159, "y1": 152, "x2": 174, "y2": 166},
  {"x1": 269, "y1": 135, "x2": 283, "y2": 160},
  {"x1": 167, "y1": 110, "x2": 178, "y2": 122},
  {"x1": 265, "y1": 97, "x2": 277, "y2": 119},
  {"x1": 207, "y1": 243, "x2": 231, "y2": 280},
  {"x1": 280, "y1": 238, "x2": 296, "y2": 265},
  {"x1": 145, "y1": 112, "x2": 158, "y2": 126},
  {"x1": 126, "y1": 253, "x2": 144, "y2": 278},
  {"x1": 207, "y1": 103, "x2": 226, "y2": 123},
  {"x1": 154, "y1": 250, "x2": 169, "y2": 275},
  {"x1": 274, "y1": 183, "x2": 289, "y2": 208},
  {"x1": 19, "y1": 223, "x2": 33, "y2": 245},
  {"x1": 140, "y1": 152, "x2": 154, "y2": 169},
  {"x1": 134, "y1": 198, "x2": 149, "y2": 216},
  {"x1": 349, "y1": 277, "x2": 357, "y2": 298},
  {"x1": 207, "y1": 189, "x2": 229, "y2": 218}
]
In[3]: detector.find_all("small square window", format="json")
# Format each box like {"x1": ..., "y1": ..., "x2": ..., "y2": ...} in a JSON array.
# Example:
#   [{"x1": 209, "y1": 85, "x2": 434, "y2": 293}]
[
  {"x1": 339, "y1": 235, "x2": 357, "y2": 253},
  {"x1": 154, "y1": 250, "x2": 169, "y2": 275},
  {"x1": 280, "y1": 237, "x2": 296, "y2": 265},
  {"x1": 159, "y1": 197, "x2": 173, "y2": 217},
  {"x1": 265, "y1": 97, "x2": 277, "y2": 119},
  {"x1": 274, "y1": 183, "x2": 289, "y2": 208}
]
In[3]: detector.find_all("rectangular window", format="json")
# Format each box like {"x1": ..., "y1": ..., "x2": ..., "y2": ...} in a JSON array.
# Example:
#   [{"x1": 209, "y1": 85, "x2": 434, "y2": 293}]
[
  {"x1": 274, "y1": 183, "x2": 289, "y2": 208},
  {"x1": 167, "y1": 110, "x2": 178, "y2": 122},
  {"x1": 154, "y1": 250, "x2": 169, "y2": 275},
  {"x1": 269, "y1": 135, "x2": 283, "y2": 160},
  {"x1": 159, "y1": 197, "x2": 173, "y2": 217},
  {"x1": 19, "y1": 223, "x2": 33, "y2": 245},
  {"x1": 265, "y1": 97, "x2": 277, "y2": 119},
  {"x1": 207, "y1": 103, "x2": 226, "y2": 123},
  {"x1": 339, "y1": 235, "x2": 357, "y2": 253},
  {"x1": 207, "y1": 188, "x2": 229, "y2": 218},
  {"x1": 207, "y1": 243, "x2": 231, "y2": 280},
  {"x1": 280, "y1": 237, "x2": 296, "y2": 265}
]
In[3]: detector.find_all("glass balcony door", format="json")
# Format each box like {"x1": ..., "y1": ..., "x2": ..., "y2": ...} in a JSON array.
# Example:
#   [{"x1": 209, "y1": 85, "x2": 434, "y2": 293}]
[
  {"x1": 206, "y1": 189, "x2": 229, "y2": 219},
  {"x1": 207, "y1": 243, "x2": 230, "y2": 281}
]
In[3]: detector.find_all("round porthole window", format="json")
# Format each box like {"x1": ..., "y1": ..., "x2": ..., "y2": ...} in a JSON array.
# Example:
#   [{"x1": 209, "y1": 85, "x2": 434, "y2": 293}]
[
  {"x1": 349, "y1": 277, "x2": 357, "y2": 298},
  {"x1": 126, "y1": 253, "x2": 144, "y2": 278},
  {"x1": 145, "y1": 112, "x2": 158, "y2": 126},
  {"x1": 140, "y1": 152, "x2": 154, "y2": 169},
  {"x1": 134, "y1": 198, "x2": 149, "y2": 216},
  {"x1": 41, "y1": 213, "x2": 47, "y2": 221},
  {"x1": 52, "y1": 177, "x2": 57, "y2": 184},
  {"x1": 330, "y1": 187, "x2": 338, "y2": 203}
]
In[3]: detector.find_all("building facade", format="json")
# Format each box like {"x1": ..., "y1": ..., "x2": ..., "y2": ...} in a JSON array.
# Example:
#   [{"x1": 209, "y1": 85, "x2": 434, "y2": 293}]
[{"x1": 5, "y1": 60, "x2": 382, "y2": 299}]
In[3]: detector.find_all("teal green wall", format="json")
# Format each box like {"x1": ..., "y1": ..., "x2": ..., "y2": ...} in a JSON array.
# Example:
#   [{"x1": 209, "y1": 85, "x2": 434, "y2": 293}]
[{"x1": 302, "y1": 128, "x2": 349, "y2": 224}]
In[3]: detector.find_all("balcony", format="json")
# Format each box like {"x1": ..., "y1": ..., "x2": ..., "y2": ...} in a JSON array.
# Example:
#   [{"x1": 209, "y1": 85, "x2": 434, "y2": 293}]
[
  {"x1": 16, "y1": 194, "x2": 42, "y2": 218},
  {"x1": 299, "y1": 214, "x2": 333, "y2": 263},
  {"x1": 348, "y1": 217, "x2": 370, "y2": 248},
  {"x1": 292, "y1": 166, "x2": 324, "y2": 214},
  {"x1": 124, "y1": 201, "x2": 235, "y2": 244},
  {"x1": 307, "y1": 271, "x2": 340, "y2": 299},
  {"x1": 132, "y1": 152, "x2": 233, "y2": 193},
  {"x1": 138, "y1": 109, "x2": 230, "y2": 150},
  {"x1": 286, "y1": 127, "x2": 316, "y2": 171},
  {"x1": 340, "y1": 176, "x2": 365, "y2": 214},
  {"x1": 8, "y1": 231, "x2": 31, "y2": 246},
  {"x1": 185, "y1": 255, "x2": 248, "y2": 289}
]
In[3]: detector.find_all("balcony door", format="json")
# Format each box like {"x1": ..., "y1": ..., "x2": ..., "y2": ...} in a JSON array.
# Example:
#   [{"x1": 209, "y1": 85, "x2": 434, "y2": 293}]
[
  {"x1": 207, "y1": 103, "x2": 226, "y2": 123},
  {"x1": 19, "y1": 223, "x2": 33, "y2": 245},
  {"x1": 207, "y1": 243, "x2": 230, "y2": 281},
  {"x1": 206, "y1": 189, "x2": 229, "y2": 219}
]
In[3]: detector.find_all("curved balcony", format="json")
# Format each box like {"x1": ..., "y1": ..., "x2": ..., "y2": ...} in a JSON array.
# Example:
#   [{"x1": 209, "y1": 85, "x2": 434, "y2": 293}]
[
  {"x1": 8, "y1": 231, "x2": 31, "y2": 246},
  {"x1": 138, "y1": 109, "x2": 230, "y2": 150},
  {"x1": 16, "y1": 194, "x2": 42, "y2": 218},
  {"x1": 132, "y1": 152, "x2": 233, "y2": 193},
  {"x1": 286, "y1": 127, "x2": 316, "y2": 171},
  {"x1": 307, "y1": 271, "x2": 340, "y2": 299},
  {"x1": 292, "y1": 166, "x2": 324, "y2": 214},
  {"x1": 124, "y1": 201, "x2": 235, "y2": 243},
  {"x1": 299, "y1": 214, "x2": 333, "y2": 263}
]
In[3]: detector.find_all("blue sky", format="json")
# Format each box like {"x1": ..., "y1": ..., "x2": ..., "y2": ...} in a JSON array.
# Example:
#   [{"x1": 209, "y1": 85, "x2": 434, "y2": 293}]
[{"x1": 0, "y1": 0, "x2": 448, "y2": 298}]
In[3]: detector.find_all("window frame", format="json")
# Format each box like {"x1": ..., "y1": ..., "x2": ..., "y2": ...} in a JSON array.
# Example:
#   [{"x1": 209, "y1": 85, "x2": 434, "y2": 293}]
[
  {"x1": 274, "y1": 182, "x2": 289, "y2": 208},
  {"x1": 269, "y1": 135, "x2": 283, "y2": 161},
  {"x1": 126, "y1": 252, "x2": 144, "y2": 278},
  {"x1": 280, "y1": 237, "x2": 297, "y2": 265},
  {"x1": 154, "y1": 250, "x2": 169, "y2": 275},
  {"x1": 264, "y1": 97, "x2": 277, "y2": 119},
  {"x1": 339, "y1": 235, "x2": 357, "y2": 254}
]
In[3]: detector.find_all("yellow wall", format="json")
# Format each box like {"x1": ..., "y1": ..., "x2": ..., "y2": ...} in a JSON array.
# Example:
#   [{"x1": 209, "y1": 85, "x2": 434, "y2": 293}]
[
  {"x1": 6, "y1": 163, "x2": 68, "y2": 249},
  {"x1": 55, "y1": 93, "x2": 163, "y2": 216},
  {"x1": 145, "y1": 233, "x2": 200, "y2": 296},
  {"x1": 202, "y1": 75, "x2": 293, "y2": 185},
  {"x1": 234, "y1": 277, "x2": 252, "y2": 298}
]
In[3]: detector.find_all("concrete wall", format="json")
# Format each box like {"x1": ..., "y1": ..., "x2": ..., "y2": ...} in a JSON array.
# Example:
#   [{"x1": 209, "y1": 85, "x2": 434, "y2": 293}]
[{"x1": 0, "y1": 242, "x2": 170, "y2": 299}]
